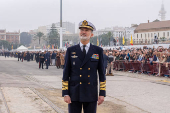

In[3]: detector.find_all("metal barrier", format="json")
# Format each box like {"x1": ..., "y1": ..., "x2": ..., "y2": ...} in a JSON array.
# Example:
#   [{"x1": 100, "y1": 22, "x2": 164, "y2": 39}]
[{"x1": 113, "y1": 61, "x2": 170, "y2": 77}]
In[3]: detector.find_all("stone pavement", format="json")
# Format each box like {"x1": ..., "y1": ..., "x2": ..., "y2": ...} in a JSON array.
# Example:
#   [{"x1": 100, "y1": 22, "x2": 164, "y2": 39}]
[{"x1": 0, "y1": 56, "x2": 170, "y2": 113}]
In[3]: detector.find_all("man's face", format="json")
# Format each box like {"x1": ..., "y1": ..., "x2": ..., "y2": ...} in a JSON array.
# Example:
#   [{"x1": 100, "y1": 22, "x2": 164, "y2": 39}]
[{"x1": 79, "y1": 28, "x2": 93, "y2": 41}]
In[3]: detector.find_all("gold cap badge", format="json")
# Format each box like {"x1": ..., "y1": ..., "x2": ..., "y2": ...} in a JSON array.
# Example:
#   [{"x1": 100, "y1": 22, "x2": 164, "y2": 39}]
[{"x1": 82, "y1": 20, "x2": 88, "y2": 26}]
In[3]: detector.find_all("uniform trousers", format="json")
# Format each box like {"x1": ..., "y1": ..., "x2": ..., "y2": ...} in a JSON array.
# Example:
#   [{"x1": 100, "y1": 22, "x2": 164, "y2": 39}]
[{"x1": 68, "y1": 101, "x2": 97, "y2": 113}]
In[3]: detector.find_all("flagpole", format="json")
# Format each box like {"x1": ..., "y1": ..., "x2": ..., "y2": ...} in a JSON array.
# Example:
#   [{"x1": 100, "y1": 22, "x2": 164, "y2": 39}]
[{"x1": 60, "y1": 0, "x2": 63, "y2": 49}]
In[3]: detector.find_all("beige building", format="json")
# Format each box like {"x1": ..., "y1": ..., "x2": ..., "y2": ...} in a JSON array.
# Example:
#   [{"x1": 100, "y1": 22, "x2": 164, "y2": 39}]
[
  {"x1": 134, "y1": 20, "x2": 170, "y2": 44},
  {"x1": 0, "y1": 29, "x2": 20, "y2": 44},
  {"x1": 38, "y1": 26, "x2": 47, "y2": 35}
]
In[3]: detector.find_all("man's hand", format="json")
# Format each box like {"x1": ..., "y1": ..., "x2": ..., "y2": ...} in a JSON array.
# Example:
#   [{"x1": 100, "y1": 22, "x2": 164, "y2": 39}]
[
  {"x1": 64, "y1": 95, "x2": 71, "y2": 104},
  {"x1": 98, "y1": 96, "x2": 104, "y2": 105}
]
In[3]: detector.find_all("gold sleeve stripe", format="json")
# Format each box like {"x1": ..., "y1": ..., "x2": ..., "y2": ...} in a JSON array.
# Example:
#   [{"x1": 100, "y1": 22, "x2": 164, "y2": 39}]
[
  {"x1": 100, "y1": 84, "x2": 106, "y2": 87},
  {"x1": 100, "y1": 80, "x2": 106, "y2": 84},
  {"x1": 62, "y1": 88, "x2": 68, "y2": 90},
  {"x1": 100, "y1": 88, "x2": 106, "y2": 90},
  {"x1": 62, "y1": 83, "x2": 68, "y2": 85},
  {"x1": 62, "y1": 80, "x2": 69, "y2": 90},
  {"x1": 100, "y1": 80, "x2": 106, "y2": 90}
]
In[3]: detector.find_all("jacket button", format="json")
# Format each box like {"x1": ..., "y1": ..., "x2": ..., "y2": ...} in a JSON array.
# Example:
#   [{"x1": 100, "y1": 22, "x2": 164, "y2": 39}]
[
  {"x1": 80, "y1": 82, "x2": 82, "y2": 84},
  {"x1": 88, "y1": 75, "x2": 90, "y2": 77},
  {"x1": 80, "y1": 75, "x2": 82, "y2": 77},
  {"x1": 80, "y1": 68, "x2": 82, "y2": 70},
  {"x1": 88, "y1": 68, "x2": 90, "y2": 70},
  {"x1": 88, "y1": 82, "x2": 90, "y2": 84}
]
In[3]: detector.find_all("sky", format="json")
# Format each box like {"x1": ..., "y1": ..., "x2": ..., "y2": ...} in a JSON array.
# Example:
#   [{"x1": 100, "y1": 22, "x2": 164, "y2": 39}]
[{"x1": 0, "y1": 0, "x2": 169, "y2": 32}]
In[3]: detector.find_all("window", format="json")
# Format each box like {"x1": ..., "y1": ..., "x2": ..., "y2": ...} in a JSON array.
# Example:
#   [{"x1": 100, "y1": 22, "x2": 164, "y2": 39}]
[
  {"x1": 151, "y1": 33, "x2": 153, "y2": 37},
  {"x1": 145, "y1": 34, "x2": 146, "y2": 38},
  {"x1": 137, "y1": 34, "x2": 138, "y2": 38},
  {"x1": 148, "y1": 33, "x2": 149, "y2": 38},
  {"x1": 168, "y1": 32, "x2": 169, "y2": 37},
  {"x1": 163, "y1": 32, "x2": 165, "y2": 37},
  {"x1": 141, "y1": 34, "x2": 142, "y2": 38},
  {"x1": 2, "y1": 36, "x2": 3, "y2": 39},
  {"x1": 158, "y1": 33, "x2": 159, "y2": 37}
]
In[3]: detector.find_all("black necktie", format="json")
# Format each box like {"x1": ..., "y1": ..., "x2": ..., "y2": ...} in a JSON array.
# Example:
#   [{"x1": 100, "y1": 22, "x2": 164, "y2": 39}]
[{"x1": 83, "y1": 45, "x2": 86, "y2": 59}]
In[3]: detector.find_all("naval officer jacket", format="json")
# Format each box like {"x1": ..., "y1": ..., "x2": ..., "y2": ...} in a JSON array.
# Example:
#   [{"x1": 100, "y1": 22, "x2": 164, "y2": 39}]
[{"x1": 62, "y1": 43, "x2": 106, "y2": 102}]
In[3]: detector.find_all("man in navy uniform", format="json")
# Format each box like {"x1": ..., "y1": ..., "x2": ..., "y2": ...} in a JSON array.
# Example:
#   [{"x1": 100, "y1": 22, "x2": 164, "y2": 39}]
[
  {"x1": 45, "y1": 50, "x2": 50, "y2": 69},
  {"x1": 62, "y1": 20, "x2": 106, "y2": 113}
]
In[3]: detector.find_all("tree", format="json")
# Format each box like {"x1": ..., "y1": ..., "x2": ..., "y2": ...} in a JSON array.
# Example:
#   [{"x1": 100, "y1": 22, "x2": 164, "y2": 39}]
[
  {"x1": 34, "y1": 32, "x2": 44, "y2": 44},
  {"x1": 91, "y1": 33, "x2": 109, "y2": 46},
  {"x1": 20, "y1": 32, "x2": 32, "y2": 46},
  {"x1": 107, "y1": 31, "x2": 113, "y2": 46},
  {"x1": 0, "y1": 40, "x2": 20, "y2": 50},
  {"x1": 48, "y1": 23, "x2": 60, "y2": 46}
]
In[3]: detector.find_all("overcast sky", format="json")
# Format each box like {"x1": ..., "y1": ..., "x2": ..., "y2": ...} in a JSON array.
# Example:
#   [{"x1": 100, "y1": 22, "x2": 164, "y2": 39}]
[{"x1": 0, "y1": 0, "x2": 169, "y2": 32}]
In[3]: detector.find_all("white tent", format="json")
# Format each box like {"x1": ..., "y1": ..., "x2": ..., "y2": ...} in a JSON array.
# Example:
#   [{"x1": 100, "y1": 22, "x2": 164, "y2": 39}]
[{"x1": 17, "y1": 45, "x2": 28, "y2": 51}]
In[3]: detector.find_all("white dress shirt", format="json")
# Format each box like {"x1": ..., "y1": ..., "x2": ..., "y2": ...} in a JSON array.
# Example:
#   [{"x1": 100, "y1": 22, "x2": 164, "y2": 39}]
[{"x1": 80, "y1": 42, "x2": 90, "y2": 54}]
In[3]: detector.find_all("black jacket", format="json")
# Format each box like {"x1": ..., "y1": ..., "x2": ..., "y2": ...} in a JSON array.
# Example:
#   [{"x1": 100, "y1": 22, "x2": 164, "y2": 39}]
[{"x1": 62, "y1": 43, "x2": 106, "y2": 102}]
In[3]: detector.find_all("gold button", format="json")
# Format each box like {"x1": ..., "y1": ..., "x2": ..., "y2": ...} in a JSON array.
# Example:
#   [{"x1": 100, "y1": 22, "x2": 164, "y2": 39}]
[
  {"x1": 88, "y1": 75, "x2": 90, "y2": 77},
  {"x1": 88, "y1": 68, "x2": 90, "y2": 70},
  {"x1": 80, "y1": 75, "x2": 82, "y2": 77},
  {"x1": 80, "y1": 68, "x2": 82, "y2": 70},
  {"x1": 80, "y1": 82, "x2": 82, "y2": 84},
  {"x1": 88, "y1": 82, "x2": 90, "y2": 84}
]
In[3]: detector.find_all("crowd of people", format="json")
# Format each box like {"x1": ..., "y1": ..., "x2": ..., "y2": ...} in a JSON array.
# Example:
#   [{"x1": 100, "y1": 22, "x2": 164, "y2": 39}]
[
  {"x1": 0, "y1": 50, "x2": 66, "y2": 69},
  {"x1": 103, "y1": 46, "x2": 170, "y2": 77},
  {"x1": 1, "y1": 45, "x2": 170, "y2": 77}
]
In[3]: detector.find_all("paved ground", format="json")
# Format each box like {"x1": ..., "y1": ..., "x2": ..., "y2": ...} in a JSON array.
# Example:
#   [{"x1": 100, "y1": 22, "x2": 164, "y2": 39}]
[{"x1": 0, "y1": 56, "x2": 170, "y2": 113}]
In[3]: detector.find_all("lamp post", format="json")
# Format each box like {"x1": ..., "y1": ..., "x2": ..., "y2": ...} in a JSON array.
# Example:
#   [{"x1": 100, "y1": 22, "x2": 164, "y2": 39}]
[{"x1": 60, "y1": 0, "x2": 63, "y2": 48}]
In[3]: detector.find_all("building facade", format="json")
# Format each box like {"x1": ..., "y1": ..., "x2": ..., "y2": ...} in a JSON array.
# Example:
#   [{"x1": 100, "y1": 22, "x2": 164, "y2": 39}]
[
  {"x1": 0, "y1": 29, "x2": 20, "y2": 44},
  {"x1": 134, "y1": 20, "x2": 170, "y2": 44},
  {"x1": 56, "y1": 21, "x2": 75, "y2": 34},
  {"x1": 93, "y1": 26, "x2": 137, "y2": 46}
]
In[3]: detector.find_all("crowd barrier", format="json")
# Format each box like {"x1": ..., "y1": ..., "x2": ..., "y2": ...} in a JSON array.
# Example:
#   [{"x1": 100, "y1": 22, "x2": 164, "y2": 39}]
[{"x1": 113, "y1": 60, "x2": 170, "y2": 77}]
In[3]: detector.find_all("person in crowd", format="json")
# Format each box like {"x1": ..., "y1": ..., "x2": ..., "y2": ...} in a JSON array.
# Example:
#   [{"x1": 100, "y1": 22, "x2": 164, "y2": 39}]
[
  {"x1": 50, "y1": 51, "x2": 52, "y2": 66},
  {"x1": 56, "y1": 52, "x2": 61, "y2": 69},
  {"x1": 103, "y1": 51, "x2": 109, "y2": 75},
  {"x1": 18, "y1": 52, "x2": 21, "y2": 61},
  {"x1": 51, "y1": 51, "x2": 56, "y2": 66},
  {"x1": 26, "y1": 51, "x2": 30, "y2": 62},
  {"x1": 60, "y1": 52, "x2": 65, "y2": 69},
  {"x1": 36, "y1": 51, "x2": 40, "y2": 63},
  {"x1": 45, "y1": 51, "x2": 50, "y2": 69},
  {"x1": 39, "y1": 51, "x2": 45, "y2": 69},
  {"x1": 106, "y1": 52, "x2": 114, "y2": 76}
]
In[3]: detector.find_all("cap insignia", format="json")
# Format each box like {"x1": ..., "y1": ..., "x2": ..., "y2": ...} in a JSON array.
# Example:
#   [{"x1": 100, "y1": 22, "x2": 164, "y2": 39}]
[{"x1": 82, "y1": 20, "x2": 88, "y2": 26}]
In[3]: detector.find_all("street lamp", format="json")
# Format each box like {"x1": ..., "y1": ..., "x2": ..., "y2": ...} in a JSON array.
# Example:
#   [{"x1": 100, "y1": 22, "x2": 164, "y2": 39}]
[{"x1": 60, "y1": 0, "x2": 63, "y2": 48}]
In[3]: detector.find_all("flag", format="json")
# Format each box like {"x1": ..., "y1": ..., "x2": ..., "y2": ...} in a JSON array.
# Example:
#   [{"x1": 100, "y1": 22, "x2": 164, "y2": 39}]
[
  {"x1": 67, "y1": 42, "x2": 68, "y2": 48},
  {"x1": 52, "y1": 45, "x2": 54, "y2": 49},
  {"x1": 11, "y1": 45, "x2": 13, "y2": 50},
  {"x1": 97, "y1": 37, "x2": 99, "y2": 46},
  {"x1": 100, "y1": 40, "x2": 103, "y2": 47},
  {"x1": 123, "y1": 36, "x2": 125, "y2": 45},
  {"x1": 130, "y1": 35, "x2": 133, "y2": 45}
]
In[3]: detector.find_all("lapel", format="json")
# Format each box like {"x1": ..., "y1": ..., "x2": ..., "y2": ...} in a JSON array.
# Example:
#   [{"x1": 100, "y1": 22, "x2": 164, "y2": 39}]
[
  {"x1": 81, "y1": 43, "x2": 94, "y2": 67},
  {"x1": 75, "y1": 44, "x2": 84, "y2": 62}
]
